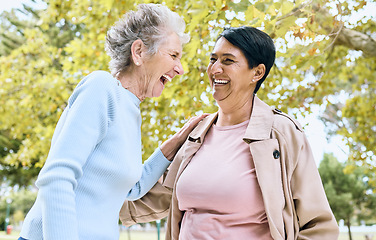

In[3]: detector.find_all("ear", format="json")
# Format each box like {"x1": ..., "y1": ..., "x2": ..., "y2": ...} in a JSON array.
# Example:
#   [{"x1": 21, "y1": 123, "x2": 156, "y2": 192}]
[
  {"x1": 131, "y1": 39, "x2": 145, "y2": 66},
  {"x1": 251, "y1": 64, "x2": 266, "y2": 83}
]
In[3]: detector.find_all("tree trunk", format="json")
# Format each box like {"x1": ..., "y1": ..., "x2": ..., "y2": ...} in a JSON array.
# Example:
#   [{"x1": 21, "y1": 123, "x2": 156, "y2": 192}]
[
  {"x1": 346, "y1": 218, "x2": 353, "y2": 240},
  {"x1": 127, "y1": 227, "x2": 131, "y2": 240}
]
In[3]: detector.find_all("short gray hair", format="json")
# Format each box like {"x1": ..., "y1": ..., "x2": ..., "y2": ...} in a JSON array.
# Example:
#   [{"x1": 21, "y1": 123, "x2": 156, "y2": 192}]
[{"x1": 105, "y1": 4, "x2": 190, "y2": 76}]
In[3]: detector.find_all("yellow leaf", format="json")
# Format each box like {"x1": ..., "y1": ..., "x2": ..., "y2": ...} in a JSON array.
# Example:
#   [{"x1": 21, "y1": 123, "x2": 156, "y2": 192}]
[
  {"x1": 101, "y1": 0, "x2": 114, "y2": 11},
  {"x1": 281, "y1": 1, "x2": 294, "y2": 15}
]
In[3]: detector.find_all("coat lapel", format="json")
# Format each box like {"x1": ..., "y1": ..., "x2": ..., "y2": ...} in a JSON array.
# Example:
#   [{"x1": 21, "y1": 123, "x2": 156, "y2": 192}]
[
  {"x1": 175, "y1": 113, "x2": 218, "y2": 184},
  {"x1": 244, "y1": 96, "x2": 286, "y2": 239},
  {"x1": 243, "y1": 96, "x2": 274, "y2": 142},
  {"x1": 163, "y1": 113, "x2": 218, "y2": 189}
]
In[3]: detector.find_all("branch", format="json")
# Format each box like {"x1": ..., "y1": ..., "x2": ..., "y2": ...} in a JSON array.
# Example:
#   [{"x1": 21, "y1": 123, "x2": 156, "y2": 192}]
[
  {"x1": 335, "y1": 28, "x2": 376, "y2": 57},
  {"x1": 276, "y1": 2, "x2": 376, "y2": 57}
]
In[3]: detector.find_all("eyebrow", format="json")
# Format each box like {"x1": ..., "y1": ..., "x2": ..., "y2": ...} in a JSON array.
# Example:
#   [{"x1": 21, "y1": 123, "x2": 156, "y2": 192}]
[
  {"x1": 171, "y1": 50, "x2": 182, "y2": 57},
  {"x1": 210, "y1": 53, "x2": 236, "y2": 58}
]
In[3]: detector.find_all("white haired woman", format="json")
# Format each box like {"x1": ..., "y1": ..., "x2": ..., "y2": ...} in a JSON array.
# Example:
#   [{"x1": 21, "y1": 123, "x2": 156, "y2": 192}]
[{"x1": 18, "y1": 4, "x2": 206, "y2": 240}]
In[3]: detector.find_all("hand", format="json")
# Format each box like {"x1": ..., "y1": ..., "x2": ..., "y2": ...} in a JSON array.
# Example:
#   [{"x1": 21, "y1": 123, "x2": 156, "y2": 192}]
[{"x1": 160, "y1": 114, "x2": 209, "y2": 161}]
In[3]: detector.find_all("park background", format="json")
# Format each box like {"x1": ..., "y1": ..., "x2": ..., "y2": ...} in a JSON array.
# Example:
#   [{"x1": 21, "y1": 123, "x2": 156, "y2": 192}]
[{"x1": 0, "y1": 0, "x2": 375, "y2": 239}]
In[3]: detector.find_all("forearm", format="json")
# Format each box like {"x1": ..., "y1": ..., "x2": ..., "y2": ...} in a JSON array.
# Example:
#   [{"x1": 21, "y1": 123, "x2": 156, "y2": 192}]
[
  {"x1": 126, "y1": 148, "x2": 170, "y2": 200},
  {"x1": 294, "y1": 137, "x2": 339, "y2": 238},
  {"x1": 38, "y1": 179, "x2": 79, "y2": 240}
]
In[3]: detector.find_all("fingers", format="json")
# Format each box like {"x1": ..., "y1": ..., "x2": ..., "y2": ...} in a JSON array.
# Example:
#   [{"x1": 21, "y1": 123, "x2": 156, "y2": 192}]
[
  {"x1": 160, "y1": 114, "x2": 210, "y2": 161},
  {"x1": 183, "y1": 113, "x2": 209, "y2": 131},
  {"x1": 190, "y1": 113, "x2": 209, "y2": 125}
]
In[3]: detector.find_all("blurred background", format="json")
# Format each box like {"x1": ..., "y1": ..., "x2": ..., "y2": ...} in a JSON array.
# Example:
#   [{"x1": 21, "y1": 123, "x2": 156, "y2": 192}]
[{"x1": 0, "y1": 0, "x2": 375, "y2": 239}]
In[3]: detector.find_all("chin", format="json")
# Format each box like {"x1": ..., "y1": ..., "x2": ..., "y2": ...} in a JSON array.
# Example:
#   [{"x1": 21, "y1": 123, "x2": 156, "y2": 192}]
[
  {"x1": 152, "y1": 91, "x2": 163, "y2": 98},
  {"x1": 212, "y1": 91, "x2": 221, "y2": 101},
  {"x1": 212, "y1": 92, "x2": 228, "y2": 102}
]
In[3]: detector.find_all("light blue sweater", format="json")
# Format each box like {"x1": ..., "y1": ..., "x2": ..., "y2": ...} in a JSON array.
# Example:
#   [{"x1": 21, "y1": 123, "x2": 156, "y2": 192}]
[{"x1": 20, "y1": 71, "x2": 171, "y2": 240}]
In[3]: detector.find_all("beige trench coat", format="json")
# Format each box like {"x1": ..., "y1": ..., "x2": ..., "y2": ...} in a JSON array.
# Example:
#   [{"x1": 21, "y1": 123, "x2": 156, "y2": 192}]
[{"x1": 120, "y1": 96, "x2": 339, "y2": 240}]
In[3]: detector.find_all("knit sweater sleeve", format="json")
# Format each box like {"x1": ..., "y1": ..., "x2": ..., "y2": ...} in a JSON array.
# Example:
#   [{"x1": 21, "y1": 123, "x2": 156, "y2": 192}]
[
  {"x1": 35, "y1": 72, "x2": 114, "y2": 240},
  {"x1": 126, "y1": 147, "x2": 171, "y2": 201}
]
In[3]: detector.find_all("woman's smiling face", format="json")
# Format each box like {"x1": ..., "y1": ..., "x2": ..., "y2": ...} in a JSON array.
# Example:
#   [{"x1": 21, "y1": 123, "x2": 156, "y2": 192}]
[
  {"x1": 143, "y1": 32, "x2": 184, "y2": 98},
  {"x1": 207, "y1": 37, "x2": 258, "y2": 105}
]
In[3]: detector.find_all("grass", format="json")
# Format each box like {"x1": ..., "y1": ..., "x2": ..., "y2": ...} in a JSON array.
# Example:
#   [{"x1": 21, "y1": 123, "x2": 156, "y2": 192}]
[
  {"x1": 119, "y1": 229, "x2": 165, "y2": 240},
  {"x1": 339, "y1": 232, "x2": 375, "y2": 240},
  {"x1": 1, "y1": 230, "x2": 374, "y2": 240},
  {"x1": 0, "y1": 230, "x2": 165, "y2": 240}
]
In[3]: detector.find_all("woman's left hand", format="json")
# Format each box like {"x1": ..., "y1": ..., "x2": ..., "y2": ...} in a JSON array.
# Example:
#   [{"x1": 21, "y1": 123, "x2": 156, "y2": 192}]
[{"x1": 160, "y1": 114, "x2": 209, "y2": 161}]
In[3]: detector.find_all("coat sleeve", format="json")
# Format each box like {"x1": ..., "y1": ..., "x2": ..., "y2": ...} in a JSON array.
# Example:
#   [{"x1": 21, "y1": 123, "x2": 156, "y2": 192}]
[
  {"x1": 119, "y1": 180, "x2": 173, "y2": 226},
  {"x1": 291, "y1": 133, "x2": 339, "y2": 239}
]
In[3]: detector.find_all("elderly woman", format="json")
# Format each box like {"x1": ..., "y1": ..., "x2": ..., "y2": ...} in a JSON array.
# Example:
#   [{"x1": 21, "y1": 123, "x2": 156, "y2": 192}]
[
  {"x1": 18, "y1": 4, "x2": 206, "y2": 240},
  {"x1": 120, "y1": 26, "x2": 339, "y2": 239}
]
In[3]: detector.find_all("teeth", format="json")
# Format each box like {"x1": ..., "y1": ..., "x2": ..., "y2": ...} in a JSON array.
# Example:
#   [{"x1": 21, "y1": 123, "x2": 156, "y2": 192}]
[
  {"x1": 162, "y1": 75, "x2": 172, "y2": 82},
  {"x1": 214, "y1": 79, "x2": 229, "y2": 84}
]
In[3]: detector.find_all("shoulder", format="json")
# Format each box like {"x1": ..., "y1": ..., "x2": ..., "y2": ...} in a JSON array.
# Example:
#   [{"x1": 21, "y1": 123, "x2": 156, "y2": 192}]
[
  {"x1": 271, "y1": 107, "x2": 303, "y2": 133},
  {"x1": 76, "y1": 71, "x2": 117, "y2": 89},
  {"x1": 69, "y1": 71, "x2": 118, "y2": 105}
]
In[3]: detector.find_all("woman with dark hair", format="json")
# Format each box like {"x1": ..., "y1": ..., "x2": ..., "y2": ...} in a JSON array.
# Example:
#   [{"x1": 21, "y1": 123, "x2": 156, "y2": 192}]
[
  {"x1": 18, "y1": 4, "x2": 206, "y2": 240},
  {"x1": 120, "y1": 26, "x2": 339, "y2": 240}
]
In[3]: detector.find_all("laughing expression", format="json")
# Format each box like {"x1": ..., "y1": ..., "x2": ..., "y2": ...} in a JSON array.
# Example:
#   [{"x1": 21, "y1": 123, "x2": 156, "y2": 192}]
[
  {"x1": 143, "y1": 32, "x2": 184, "y2": 98},
  {"x1": 207, "y1": 37, "x2": 257, "y2": 105}
]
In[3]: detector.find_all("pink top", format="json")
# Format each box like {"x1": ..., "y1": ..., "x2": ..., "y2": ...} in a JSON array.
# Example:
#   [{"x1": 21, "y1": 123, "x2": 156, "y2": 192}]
[{"x1": 176, "y1": 120, "x2": 273, "y2": 240}]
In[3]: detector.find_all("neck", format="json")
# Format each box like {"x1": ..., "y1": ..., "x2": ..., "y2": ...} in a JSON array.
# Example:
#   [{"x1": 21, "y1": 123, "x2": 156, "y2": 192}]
[
  {"x1": 116, "y1": 68, "x2": 146, "y2": 101},
  {"x1": 216, "y1": 94, "x2": 254, "y2": 126}
]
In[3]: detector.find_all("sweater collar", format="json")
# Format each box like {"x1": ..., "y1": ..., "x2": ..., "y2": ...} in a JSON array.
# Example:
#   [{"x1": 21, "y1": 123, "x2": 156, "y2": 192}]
[
  {"x1": 126, "y1": 89, "x2": 142, "y2": 107},
  {"x1": 114, "y1": 78, "x2": 142, "y2": 107}
]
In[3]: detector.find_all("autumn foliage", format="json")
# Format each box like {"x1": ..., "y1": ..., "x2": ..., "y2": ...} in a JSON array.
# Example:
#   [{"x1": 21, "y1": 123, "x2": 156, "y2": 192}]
[{"x1": 0, "y1": 0, "x2": 375, "y2": 186}]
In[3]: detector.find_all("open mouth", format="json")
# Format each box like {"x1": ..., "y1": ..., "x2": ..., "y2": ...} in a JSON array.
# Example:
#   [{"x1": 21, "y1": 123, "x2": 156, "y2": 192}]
[
  {"x1": 160, "y1": 74, "x2": 172, "y2": 85},
  {"x1": 213, "y1": 79, "x2": 230, "y2": 85}
]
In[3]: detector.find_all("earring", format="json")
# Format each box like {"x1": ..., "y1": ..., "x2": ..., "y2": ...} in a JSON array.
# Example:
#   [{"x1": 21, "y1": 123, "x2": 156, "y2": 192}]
[{"x1": 135, "y1": 62, "x2": 140, "y2": 66}]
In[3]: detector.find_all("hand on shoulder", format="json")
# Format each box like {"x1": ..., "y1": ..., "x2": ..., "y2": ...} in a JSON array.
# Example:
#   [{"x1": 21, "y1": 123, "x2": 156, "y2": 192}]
[{"x1": 160, "y1": 114, "x2": 209, "y2": 161}]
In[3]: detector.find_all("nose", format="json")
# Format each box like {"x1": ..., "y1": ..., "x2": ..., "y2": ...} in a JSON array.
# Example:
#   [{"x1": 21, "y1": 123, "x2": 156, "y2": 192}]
[
  {"x1": 174, "y1": 60, "x2": 184, "y2": 75},
  {"x1": 209, "y1": 61, "x2": 223, "y2": 75}
]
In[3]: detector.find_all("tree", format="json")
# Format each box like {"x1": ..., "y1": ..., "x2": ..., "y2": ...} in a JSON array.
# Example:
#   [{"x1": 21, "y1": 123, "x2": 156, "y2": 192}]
[
  {"x1": 0, "y1": 0, "x2": 84, "y2": 186},
  {"x1": 0, "y1": 4, "x2": 44, "y2": 187},
  {"x1": 320, "y1": 90, "x2": 376, "y2": 186},
  {"x1": 0, "y1": 189, "x2": 37, "y2": 230},
  {"x1": 319, "y1": 153, "x2": 376, "y2": 240},
  {"x1": 0, "y1": 0, "x2": 375, "y2": 186},
  {"x1": 276, "y1": 0, "x2": 376, "y2": 174}
]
